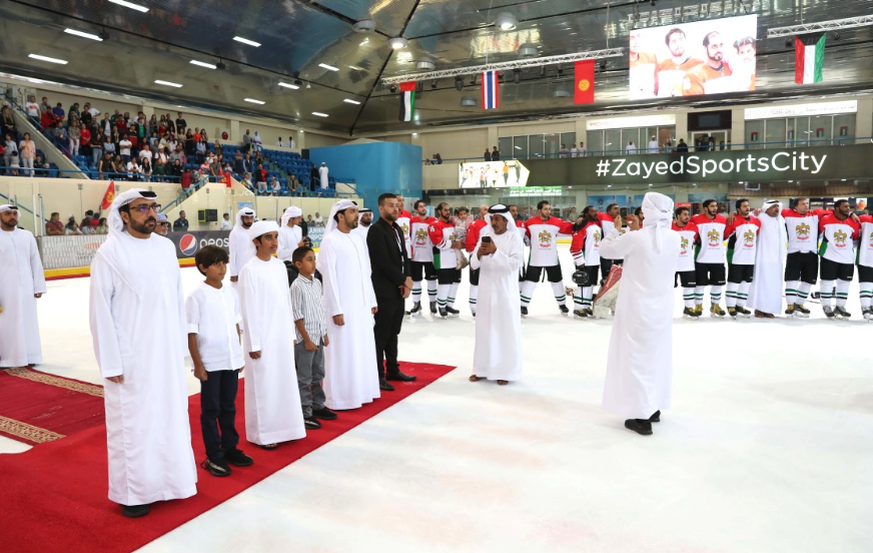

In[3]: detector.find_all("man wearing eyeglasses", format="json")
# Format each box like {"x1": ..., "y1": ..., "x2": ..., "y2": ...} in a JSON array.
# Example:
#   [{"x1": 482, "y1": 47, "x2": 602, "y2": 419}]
[
  {"x1": 0, "y1": 204, "x2": 46, "y2": 371},
  {"x1": 155, "y1": 213, "x2": 170, "y2": 236},
  {"x1": 89, "y1": 189, "x2": 197, "y2": 518}
]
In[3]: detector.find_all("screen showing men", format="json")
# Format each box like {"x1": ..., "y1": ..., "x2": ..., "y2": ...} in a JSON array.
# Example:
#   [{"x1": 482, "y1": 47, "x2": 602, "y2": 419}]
[
  {"x1": 459, "y1": 160, "x2": 529, "y2": 189},
  {"x1": 628, "y1": 14, "x2": 758, "y2": 99}
]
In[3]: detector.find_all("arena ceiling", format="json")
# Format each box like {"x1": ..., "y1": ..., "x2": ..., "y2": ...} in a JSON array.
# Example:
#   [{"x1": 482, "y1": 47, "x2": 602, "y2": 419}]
[{"x1": 1, "y1": 0, "x2": 872, "y2": 136}]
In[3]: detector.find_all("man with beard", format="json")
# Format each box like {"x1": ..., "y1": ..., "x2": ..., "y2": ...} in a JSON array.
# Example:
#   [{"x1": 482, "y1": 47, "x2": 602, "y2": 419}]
[
  {"x1": 629, "y1": 29, "x2": 657, "y2": 98},
  {"x1": 89, "y1": 189, "x2": 197, "y2": 517},
  {"x1": 155, "y1": 213, "x2": 170, "y2": 236},
  {"x1": 428, "y1": 202, "x2": 464, "y2": 318},
  {"x1": 691, "y1": 199, "x2": 728, "y2": 317},
  {"x1": 683, "y1": 31, "x2": 733, "y2": 95},
  {"x1": 229, "y1": 208, "x2": 256, "y2": 284},
  {"x1": 570, "y1": 206, "x2": 602, "y2": 318},
  {"x1": 408, "y1": 200, "x2": 438, "y2": 316},
  {"x1": 353, "y1": 208, "x2": 373, "y2": 241},
  {"x1": 655, "y1": 28, "x2": 702, "y2": 97}
]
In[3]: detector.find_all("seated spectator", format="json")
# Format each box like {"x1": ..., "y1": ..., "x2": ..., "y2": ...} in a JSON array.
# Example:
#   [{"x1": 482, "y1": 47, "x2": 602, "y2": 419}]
[
  {"x1": 65, "y1": 215, "x2": 83, "y2": 235},
  {"x1": 96, "y1": 217, "x2": 108, "y2": 234},
  {"x1": 1, "y1": 106, "x2": 16, "y2": 137},
  {"x1": 270, "y1": 176, "x2": 281, "y2": 195},
  {"x1": 306, "y1": 214, "x2": 314, "y2": 227},
  {"x1": 241, "y1": 172, "x2": 254, "y2": 190},
  {"x1": 126, "y1": 157, "x2": 141, "y2": 180},
  {"x1": 154, "y1": 213, "x2": 170, "y2": 236},
  {"x1": 313, "y1": 212, "x2": 324, "y2": 226},
  {"x1": 45, "y1": 212, "x2": 64, "y2": 235},
  {"x1": 35, "y1": 154, "x2": 50, "y2": 176},
  {"x1": 153, "y1": 156, "x2": 166, "y2": 182},
  {"x1": 140, "y1": 157, "x2": 153, "y2": 182},
  {"x1": 289, "y1": 174, "x2": 299, "y2": 195},
  {"x1": 174, "y1": 210, "x2": 189, "y2": 232}
]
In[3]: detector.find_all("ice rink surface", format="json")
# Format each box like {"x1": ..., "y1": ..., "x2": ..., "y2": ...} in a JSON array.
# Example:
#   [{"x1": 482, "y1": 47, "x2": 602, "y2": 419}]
[{"x1": 2, "y1": 245, "x2": 872, "y2": 552}]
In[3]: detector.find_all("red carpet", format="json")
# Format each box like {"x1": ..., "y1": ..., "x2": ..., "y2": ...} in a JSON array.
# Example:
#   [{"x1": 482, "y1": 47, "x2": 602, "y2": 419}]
[
  {"x1": 0, "y1": 362, "x2": 454, "y2": 553},
  {"x1": 0, "y1": 368, "x2": 105, "y2": 445}
]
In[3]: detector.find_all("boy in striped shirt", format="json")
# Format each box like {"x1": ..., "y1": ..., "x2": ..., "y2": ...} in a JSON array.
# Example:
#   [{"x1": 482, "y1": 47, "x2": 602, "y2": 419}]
[{"x1": 291, "y1": 246, "x2": 336, "y2": 430}]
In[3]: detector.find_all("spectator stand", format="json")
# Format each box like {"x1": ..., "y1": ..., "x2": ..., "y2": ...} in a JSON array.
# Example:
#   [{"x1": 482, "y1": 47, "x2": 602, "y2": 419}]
[{"x1": 7, "y1": 101, "x2": 80, "y2": 178}]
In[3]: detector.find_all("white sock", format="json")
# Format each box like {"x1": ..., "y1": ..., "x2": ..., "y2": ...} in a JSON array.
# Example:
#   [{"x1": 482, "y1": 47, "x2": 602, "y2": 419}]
[
  {"x1": 694, "y1": 286, "x2": 705, "y2": 307},
  {"x1": 860, "y1": 283, "x2": 873, "y2": 309},
  {"x1": 520, "y1": 280, "x2": 536, "y2": 307},
  {"x1": 726, "y1": 282, "x2": 739, "y2": 308},
  {"x1": 551, "y1": 281, "x2": 567, "y2": 307},
  {"x1": 737, "y1": 281, "x2": 752, "y2": 308},
  {"x1": 469, "y1": 285, "x2": 478, "y2": 314},
  {"x1": 427, "y1": 280, "x2": 437, "y2": 304},
  {"x1": 412, "y1": 280, "x2": 422, "y2": 303},
  {"x1": 437, "y1": 284, "x2": 450, "y2": 309},
  {"x1": 785, "y1": 279, "x2": 799, "y2": 306},
  {"x1": 710, "y1": 286, "x2": 723, "y2": 305},
  {"x1": 797, "y1": 281, "x2": 812, "y2": 304},
  {"x1": 836, "y1": 280, "x2": 850, "y2": 308},
  {"x1": 573, "y1": 287, "x2": 584, "y2": 310},
  {"x1": 820, "y1": 280, "x2": 835, "y2": 307},
  {"x1": 448, "y1": 282, "x2": 460, "y2": 308},
  {"x1": 582, "y1": 286, "x2": 593, "y2": 309},
  {"x1": 683, "y1": 287, "x2": 695, "y2": 308}
]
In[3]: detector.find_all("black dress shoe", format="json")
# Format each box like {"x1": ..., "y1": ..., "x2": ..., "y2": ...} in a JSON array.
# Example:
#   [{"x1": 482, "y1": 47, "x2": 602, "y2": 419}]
[
  {"x1": 312, "y1": 407, "x2": 337, "y2": 420},
  {"x1": 122, "y1": 504, "x2": 150, "y2": 518},
  {"x1": 624, "y1": 419, "x2": 653, "y2": 435},
  {"x1": 649, "y1": 410, "x2": 661, "y2": 423},
  {"x1": 386, "y1": 371, "x2": 417, "y2": 382},
  {"x1": 379, "y1": 379, "x2": 395, "y2": 391}
]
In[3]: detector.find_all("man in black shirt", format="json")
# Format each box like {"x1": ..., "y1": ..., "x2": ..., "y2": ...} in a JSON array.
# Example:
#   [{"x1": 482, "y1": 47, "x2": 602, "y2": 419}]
[{"x1": 173, "y1": 210, "x2": 189, "y2": 232}]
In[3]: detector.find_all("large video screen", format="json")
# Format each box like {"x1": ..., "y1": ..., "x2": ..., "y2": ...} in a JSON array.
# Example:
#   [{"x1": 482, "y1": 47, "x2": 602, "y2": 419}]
[
  {"x1": 459, "y1": 160, "x2": 529, "y2": 189},
  {"x1": 629, "y1": 14, "x2": 757, "y2": 99}
]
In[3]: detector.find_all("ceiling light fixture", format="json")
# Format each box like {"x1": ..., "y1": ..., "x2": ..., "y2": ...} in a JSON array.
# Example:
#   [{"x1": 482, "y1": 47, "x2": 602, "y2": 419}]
[
  {"x1": 278, "y1": 82, "x2": 300, "y2": 89},
  {"x1": 388, "y1": 37, "x2": 409, "y2": 49},
  {"x1": 28, "y1": 54, "x2": 68, "y2": 65},
  {"x1": 553, "y1": 89, "x2": 571, "y2": 98},
  {"x1": 312, "y1": 112, "x2": 329, "y2": 117},
  {"x1": 244, "y1": 98, "x2": 265, "y2": 105},
  {"x1": 319, "y1": 63, "x2": 339, "y2": 71},
  {"x1": 460, "y1": 96, "x2": 477, "y2": 107},
  {"x1": 343, "y1": 99, "x2": 361, "y2": 105},
  {"x1": 416, "y1": 60, "x2": 436, "y2": 71},
  {"x1": 64, "y1": 28, "x2": 103, "y2": 41},
  {"x1": 517, "y1": 43, "x2": 538, "y2": 58},
  {"x1": 353, "y1": 19, "x2": 376, "y2": 33},
  {"x1": 494, "y1": 12, "x2": 518, "y2": 31},
  {"x1": 154, "y1": 79, "x2": 183, "y2": 88},
  {"x1": 233, "y1": 36, "x2": 261, "y2": 47},
  {"x1": 108, "y1": 0, "x2": 149, "y2": 12},
  {"x1": 190, "y1": 60, "x2": 217, "y2": 69}
]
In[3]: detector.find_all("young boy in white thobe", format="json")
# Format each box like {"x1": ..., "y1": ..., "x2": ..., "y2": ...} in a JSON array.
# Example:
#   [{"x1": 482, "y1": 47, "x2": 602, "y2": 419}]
[
  {"x1": 291, "y1": 246, "x2": 336, "y2": 430},
  {"x1": 239, "y1": 221, "x2": 306, "y2": 449},
  {"x1": 186, "y1": 245, "x2": 254, "y2": 478}
]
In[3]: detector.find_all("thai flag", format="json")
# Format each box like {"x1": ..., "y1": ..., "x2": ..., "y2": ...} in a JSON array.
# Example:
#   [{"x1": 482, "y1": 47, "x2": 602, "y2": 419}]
[{"x1": 482, "y1": 70, "x2": 499, "y2": 110}]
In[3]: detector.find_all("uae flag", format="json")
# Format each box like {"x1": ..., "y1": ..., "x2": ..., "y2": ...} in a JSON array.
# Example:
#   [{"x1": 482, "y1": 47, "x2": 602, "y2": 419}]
[
  {"x1": 399, "y1": 81, "x2": 416, "y2": 122},
  {"x1": 795, "y1": 33, "x2": 825, "y2": 84}
]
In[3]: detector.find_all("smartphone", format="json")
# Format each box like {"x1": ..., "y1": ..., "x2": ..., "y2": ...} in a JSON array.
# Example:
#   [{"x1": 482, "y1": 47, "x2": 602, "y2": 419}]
[{"x1": 481, "y1": 236, "x2": 492, "y2": 243}]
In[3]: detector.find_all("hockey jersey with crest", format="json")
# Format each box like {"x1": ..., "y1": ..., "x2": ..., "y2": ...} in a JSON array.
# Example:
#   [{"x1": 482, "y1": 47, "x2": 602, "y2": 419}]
[
  {"x1": 725, "y1": 215, "x2": 761, "y2": 265},
  {"x1": 570, "y1": 221, "x2": 602, "y2": 267},
  {"x1": 690, "y1": 213, "x2": 728, "y2": 264},
  {"x1": 819, "y1": 214, "x2": 860, "y2": 265},
  {"x1": 410, "y1": 216, "x2": 437, "y2": 263},
  {"x1": 524, "y1": 216, "x2": 574, "y2": 267},
  {"x1": 672, "y1": 221, "x2": 699, "y2": 273}
]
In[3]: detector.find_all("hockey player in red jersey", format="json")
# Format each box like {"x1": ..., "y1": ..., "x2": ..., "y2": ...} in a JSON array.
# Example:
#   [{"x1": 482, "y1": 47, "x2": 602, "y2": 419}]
[
  {"x1": 569, "y1": 206, "x2": 603, "y2": 318},
  {"x1": 819, "y1": 199, "x2": 860, "y2": 319},
  {"x1": 428, "y1": 202, "x2": 463, "y2": 318},
  {"x1": 465, "y1": 205, "x2": 489, "y2": 316},
  {"x1": 520, "y1": 201, "x2": 574, "y2": 316},
  {"x1": 724, "y1": 199, "x2": 761, "y2": 318},
  {"x1": 408, "y1": 200, "x2": 438, "y2": 316},
  {"x1": 672, "y1": 206, "x2": 700, "y2": 319},
  {"x1": 690, "y1": 199, "x2": 728, "y2": 317}
]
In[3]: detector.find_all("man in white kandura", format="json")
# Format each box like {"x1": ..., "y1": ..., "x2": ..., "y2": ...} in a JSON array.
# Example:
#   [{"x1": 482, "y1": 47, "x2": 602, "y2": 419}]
[
  {"x1": 747, "y1": 200, "x2": 786, "y2": 318},
  {"x1": 318, "y1": 162, "x2": 329, "y2": 190},
  {"x1": 228, "y1": 207, "x2": 256, "y2": 284},
  {"x1": 469, "y1": 204, "x2": 524, "y2": 385},
  {"x1": 89, "y1": 189, "x2": 197, "y2": 518},
  {"x1": 277, "y1": 206, "x2": 304, "y2": 263},
  {"x1": 239, "y1": 220, "x2": 306, "y2": 449},
  {"x1": 319, "y1": 199, "x2": 380, "y2": 410},
  {"x1": 0, "y1": 204, "x2": 46, "y2": 370},
  {"x1": 353, "y1": 207, "x2": 373, "y2": 241},
  {"x1": 600, "y1": 192, "x2": 680, "y2": 436}
]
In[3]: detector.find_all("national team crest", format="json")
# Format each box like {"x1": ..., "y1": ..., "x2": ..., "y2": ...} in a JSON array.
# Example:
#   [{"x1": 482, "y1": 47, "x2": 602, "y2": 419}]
[
  {"x1": 680, "y1": 236, "x2": 689, "y2": 253},
  {"x1": 401, "y1": 222, "x2": 410, "y2": 237},
  {"x1": 538, "y1": 229, "x2": 552, "y2": 247},
  {"x1": 593, "y1": 230, "x2": 601, "y2": 244},
  {"x1": 834, "y1": 229, "x2": 848, "y2": 244},
  {"x1": 743, "y1": 229, "x2": 755, "y2": 245},
  {"x1": 414, "y1": 228, "x2": 428, "y2": 245},
  {"x1": 707, "y1": 228, "x2": 721, "y2": 246},
  {"x1": 797, "y1": 222, "x2": 810, "y2": 238}
]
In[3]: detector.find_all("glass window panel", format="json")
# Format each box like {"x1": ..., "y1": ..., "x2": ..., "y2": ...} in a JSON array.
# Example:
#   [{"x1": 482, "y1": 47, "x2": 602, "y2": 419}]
[
  {"x1": 528, "y1": 134, "x2": 544, "y2": 157},
  {"x1": 512, "y1": 135, "x2": 528, "y2": 159},
  {"x1": 498, "y1": 137, "x2": 512, "y2": 159},
  {"x1": 543, "y1": 133, "x2": 560, "y2": 158},
  {"x1": 764, "y1": 119, "x2": 786, "y2": 148},
  {"x1": 746, "y1": 120, "x2": 764, "y2": 149},
  {"x1": 604, "y1": 130, "x2": 621, "y2": 155},
  {"x1": 621, "y1": 129, "x2": 640, "y2": 152},
  {"x1": 793, "y1": 116, "x2": 810, "y2": 147},
  {"x1": 560, "y1": 132, "x2": 576, "y2": 152},
  {"x1": 810, "y1": 115, "x2": 832, "y2": 146},
  {"x1": 586, "y1": 131, "x2": 602, "y2": 156},
  {"x1": 833, "y1": 113, "x2": 855, "y2": 144}
]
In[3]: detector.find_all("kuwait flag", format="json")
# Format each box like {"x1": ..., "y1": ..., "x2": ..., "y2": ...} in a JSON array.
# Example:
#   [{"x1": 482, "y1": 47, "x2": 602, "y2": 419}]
[
  {"x1": 482, "y1": 70, "x2": 499, "y2": 109},
  {"x1": 399, "y1": 81, "x2": 416, "y2": 122},
  {"x1": 795, "y1": 33, "x2": 825, "y2": 84}
]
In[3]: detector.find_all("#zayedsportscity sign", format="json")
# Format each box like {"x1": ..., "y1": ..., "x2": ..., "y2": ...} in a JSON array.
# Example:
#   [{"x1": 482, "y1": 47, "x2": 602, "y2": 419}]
[{"x1": 523, "y1": 144, "x2": 873, "y2": 187}]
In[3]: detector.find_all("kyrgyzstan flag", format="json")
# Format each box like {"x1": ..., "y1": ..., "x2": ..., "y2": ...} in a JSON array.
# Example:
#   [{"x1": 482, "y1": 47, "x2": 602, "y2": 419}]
[
  {"x1": 795, "y1": 33, "x2": 825, "y2": 84},
  {"x1": 574, "y1": 60, "x2": 595, "y2": 104},
  {"x1": 100, "y1": 180, "x2": 116, "y2": 210}
]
